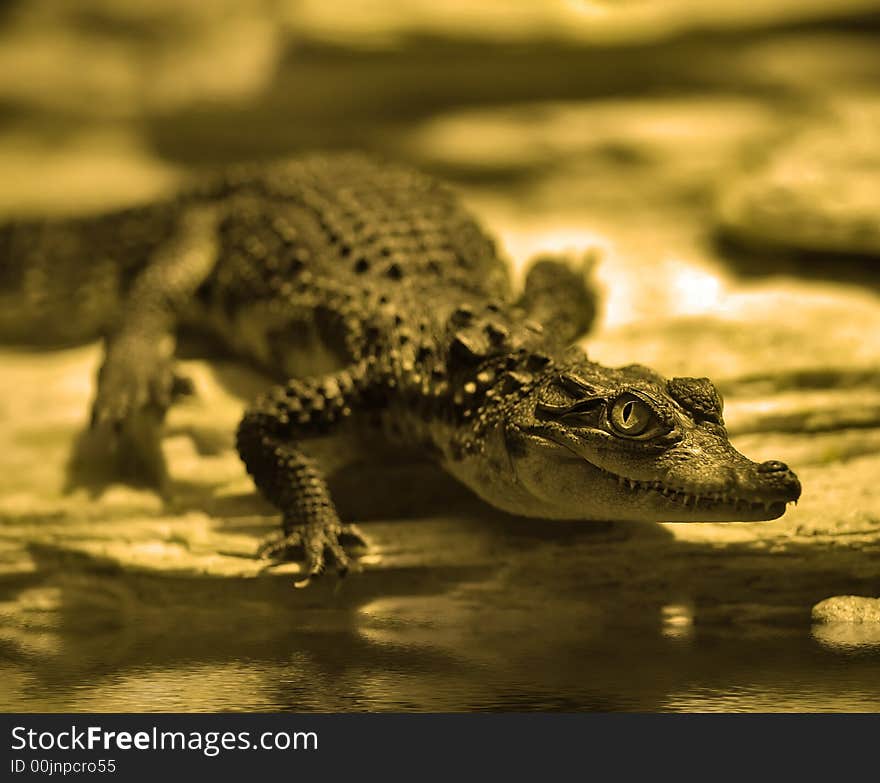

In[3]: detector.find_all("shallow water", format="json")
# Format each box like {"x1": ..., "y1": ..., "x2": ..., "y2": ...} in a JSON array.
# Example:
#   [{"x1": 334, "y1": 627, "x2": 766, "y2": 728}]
[
  {"x1": 3, "y1": 613, "x2": 880, "y2": 712},
  {"x1": 0, "y1": 634, "x2": 880, "y2": 712}
]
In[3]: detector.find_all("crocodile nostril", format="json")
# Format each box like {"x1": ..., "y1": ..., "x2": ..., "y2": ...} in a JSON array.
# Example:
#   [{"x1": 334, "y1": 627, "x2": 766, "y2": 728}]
[{"x1": 758, "y1": 460, "x2": 789, "y2": 473}]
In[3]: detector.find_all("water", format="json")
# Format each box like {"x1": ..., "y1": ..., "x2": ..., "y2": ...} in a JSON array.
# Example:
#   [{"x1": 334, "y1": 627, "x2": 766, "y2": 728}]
[{"x1": 2, "y1": 578, "x2": 879, "y2": 712}]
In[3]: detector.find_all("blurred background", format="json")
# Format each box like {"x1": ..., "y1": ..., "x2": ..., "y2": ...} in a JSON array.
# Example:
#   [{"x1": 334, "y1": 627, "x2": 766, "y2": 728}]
[{"x1": 1, "y1": 0, "x2": 880, "y2": 712}]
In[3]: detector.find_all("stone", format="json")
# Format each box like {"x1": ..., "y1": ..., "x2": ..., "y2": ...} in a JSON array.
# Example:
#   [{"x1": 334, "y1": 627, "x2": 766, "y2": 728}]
[
  {"x1": 812, "y1": 595, "x2": 880, "y2": 624},
  {"x1": 717, "y1": 100, "x2": 880, "y2": 257}
]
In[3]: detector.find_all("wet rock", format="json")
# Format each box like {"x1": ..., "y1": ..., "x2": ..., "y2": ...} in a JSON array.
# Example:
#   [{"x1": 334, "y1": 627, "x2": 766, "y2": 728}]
[
  {"x1": 812, "y1": 595, "x2": 880, "y2": 650},
  {"x1": 812, "y1": 595, "x2": 880, "y2": 624},
  {"x1": 717, "y1": 99, "x2": 880, "y2": 258},
  {"x1": 410, "y1": 97, "x2": 777, "y2": 195},
  {"x1": 0, "y1": 0, "x2": 281, "y2": 115},
  {"x1": 0, "y1": 128, "x2": 182, "y2": 216}
]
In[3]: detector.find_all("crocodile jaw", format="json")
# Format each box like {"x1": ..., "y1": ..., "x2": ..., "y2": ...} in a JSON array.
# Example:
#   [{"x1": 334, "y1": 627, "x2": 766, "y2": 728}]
[
  {"x1": 544, "y1": 453, "x2": 793, "y2": 522},
  {"x1": 500, "y1": 435, "x2": 800, "y2": 523},
  {"x1": 611, "y1": 477, "x2": 790, "y2": 521}
]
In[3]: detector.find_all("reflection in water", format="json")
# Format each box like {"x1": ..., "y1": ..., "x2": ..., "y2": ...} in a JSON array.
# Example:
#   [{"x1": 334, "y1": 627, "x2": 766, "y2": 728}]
[
  {"x1": 812, "y1": 623, "x2": 880, "y2": 652},
  {"x1": 2, "y1": 591, "x2": 880, "y2": 712},
  {"x1": 661, "y1": 603, "x2": 694, "y2": 641}
]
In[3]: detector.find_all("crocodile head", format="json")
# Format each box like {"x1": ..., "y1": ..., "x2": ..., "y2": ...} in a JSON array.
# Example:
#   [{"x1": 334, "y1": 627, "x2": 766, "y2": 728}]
[{"x1": 456, "y1": 358, "x2": 801, "y2": 522}]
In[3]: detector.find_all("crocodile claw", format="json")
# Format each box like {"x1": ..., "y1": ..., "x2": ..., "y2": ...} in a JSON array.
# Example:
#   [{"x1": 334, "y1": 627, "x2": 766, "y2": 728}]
[{"x1": 257, "y1": 522, "x2": 370, "y2": 587}]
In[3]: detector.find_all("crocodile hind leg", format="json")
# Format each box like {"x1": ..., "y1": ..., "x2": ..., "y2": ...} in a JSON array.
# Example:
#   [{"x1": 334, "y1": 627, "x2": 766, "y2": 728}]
[
  {"x1": 517, "y1": 249, "x2": 600, "y2": 346},
  {"x1": 236, "y1": 362, "x2": 375, "y2": 587},
  {"x1": 72, "y1": 205, "x2": 218, "y2": 492}
]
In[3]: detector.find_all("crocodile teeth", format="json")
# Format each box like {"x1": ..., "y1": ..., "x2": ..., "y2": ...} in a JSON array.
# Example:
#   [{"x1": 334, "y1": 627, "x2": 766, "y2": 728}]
[{"x1": 609, "y1": 469, "x2": 783, "y2": 511}]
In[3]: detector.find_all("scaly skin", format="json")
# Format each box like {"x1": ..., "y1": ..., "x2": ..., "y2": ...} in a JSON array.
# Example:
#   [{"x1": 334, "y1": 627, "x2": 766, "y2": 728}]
[{"x1": 0, "y1": 154, "x2": 801, "y2": 586}]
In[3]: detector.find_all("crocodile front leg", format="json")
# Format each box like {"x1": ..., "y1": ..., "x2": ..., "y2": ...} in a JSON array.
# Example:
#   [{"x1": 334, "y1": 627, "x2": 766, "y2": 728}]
[
  {"x1": 518, "y1": 251, "x2": 599, "y2": 345},
  {"x1": 236, "y1": 362, "x2": 375, "y2": 586}
]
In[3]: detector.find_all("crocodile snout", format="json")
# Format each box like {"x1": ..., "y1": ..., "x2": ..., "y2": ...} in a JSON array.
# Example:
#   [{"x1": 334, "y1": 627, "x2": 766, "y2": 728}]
[{"x1": 755, "y1": 460, "x2": 801, "y2": 502}]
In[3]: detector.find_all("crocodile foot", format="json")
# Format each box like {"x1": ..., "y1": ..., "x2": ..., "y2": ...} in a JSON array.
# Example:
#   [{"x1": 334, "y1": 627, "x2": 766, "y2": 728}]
[{"x1": 257, "y1": 521, "x2": 370, "y2": 588}]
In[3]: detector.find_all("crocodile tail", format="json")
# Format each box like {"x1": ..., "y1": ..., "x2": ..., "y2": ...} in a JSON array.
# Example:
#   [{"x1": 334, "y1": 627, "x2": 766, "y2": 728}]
[{"x1": 0, "y1": 215, "x2": 128, "y2": 346}]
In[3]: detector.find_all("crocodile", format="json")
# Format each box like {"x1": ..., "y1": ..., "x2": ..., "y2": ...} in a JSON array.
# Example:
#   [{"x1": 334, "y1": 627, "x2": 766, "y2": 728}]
[{"x1": 0, "y1": 154, "x2": 801, "y2": 586}]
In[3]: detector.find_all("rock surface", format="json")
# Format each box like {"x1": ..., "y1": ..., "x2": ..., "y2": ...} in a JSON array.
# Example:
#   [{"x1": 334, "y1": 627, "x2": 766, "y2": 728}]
[
  {"x1": 717, "y1": 98, "x2": 880, "y2": 258},
  {"x1": 813, "y1": 596, "x2": 880, "y2": 624}
]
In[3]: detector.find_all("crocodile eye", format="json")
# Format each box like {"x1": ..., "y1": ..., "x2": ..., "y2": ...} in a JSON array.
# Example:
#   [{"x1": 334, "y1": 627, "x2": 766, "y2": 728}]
[{"x1": 609, "y1": 394, "x2": 655, "y2": 437}]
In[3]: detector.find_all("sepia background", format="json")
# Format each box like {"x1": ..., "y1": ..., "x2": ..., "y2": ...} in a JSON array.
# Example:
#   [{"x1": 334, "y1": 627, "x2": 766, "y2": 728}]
[{"x1": 2, "y1": 0, "x2": 880, "y2": 711}]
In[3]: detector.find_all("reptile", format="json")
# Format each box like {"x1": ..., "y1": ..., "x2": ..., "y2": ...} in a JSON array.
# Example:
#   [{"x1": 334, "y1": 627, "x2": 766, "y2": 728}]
[{"x1": 0, "y1": 153, "x2": 801, "y2": 586}]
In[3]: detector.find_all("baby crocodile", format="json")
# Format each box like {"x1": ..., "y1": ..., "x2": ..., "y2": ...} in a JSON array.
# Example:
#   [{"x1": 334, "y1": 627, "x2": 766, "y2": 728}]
[{"x1": 0, "y1": 154, "x2": 801, "y2": 585}]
